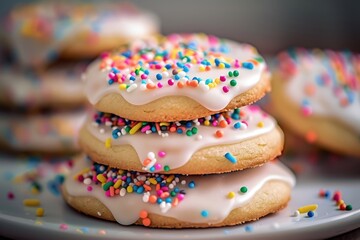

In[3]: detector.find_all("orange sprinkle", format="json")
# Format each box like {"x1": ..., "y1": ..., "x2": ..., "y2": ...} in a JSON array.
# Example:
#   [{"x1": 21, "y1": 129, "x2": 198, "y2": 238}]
[
  {"x1": 142, "y1": 218, "x2": 151, "y2": 226},
  {"x1": 139, "y1": 210, "x2": 148, "y2": 219},
  {"x1": 172, "y1": 197, "x2": 179, "y2": 207},
  {"x1": 149, "y1": 195, "x2": 157, "y2": 204},
  {"x1": 205, "y1": 66, "x2": 211, "y2": 71},
  {"x1": 219, "y1": 120, "x2": 228, "y2": 128},
  {"x1": 189, "y1": 80, "x2": 198, "y2": 87},
  {"x1": 110, "y1": 186, "x2": 114, "y2": 197},
  {"x1": 115, "y1": 189, "x2": 120, "y2": 195},
  {"x1": 305, "y1": 131, "x2": 317, "y2": 143},
  {"x1": 143, "y1": 158, "x2": 152, "y2": 166},
  {"x1": 146, "y1": 83, "x2": 156, "y2": 90},
  {"x1": 156, "y1": 184, "x2": 161, "y2": 191},
  {"x1": 143, "y1": 185, "x2": 152, "y2": 191},
  {"x1": 305, "y1": 84, "x2": 316, "y2": 96},
  {"x1": 160, "y1": 192, "x2": 170, "y2": 198},
  {"x1": 169, "y1": 126, "x2": 176, "y2": 132},
  {"x1": 215, "y1": 130, "x2": 224, "y2": 138},
  {"x1": 248, "y1": 59, "x2": 259, "y2": 66},
  {"x1": 177, "y1": 81, "x2": 185, "y2": 88}
]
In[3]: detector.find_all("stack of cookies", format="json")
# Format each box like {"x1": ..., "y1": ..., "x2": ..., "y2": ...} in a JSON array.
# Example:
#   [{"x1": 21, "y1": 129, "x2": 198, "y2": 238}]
[
  {"x1": 63, "y1": 34, "x2": 295, "y2": 227},
  {"x1": 0, "y1": 2, "x2": 159, "y2": 155}
]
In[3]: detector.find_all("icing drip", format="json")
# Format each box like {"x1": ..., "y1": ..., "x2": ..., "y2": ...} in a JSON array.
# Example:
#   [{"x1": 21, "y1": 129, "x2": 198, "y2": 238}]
[
  {"x1": 84, "y1": 33, "x2": 267, "y2": 111},
  {"x1": 278, "y1": 49, "x2": 360, "y2": 134},
  {"x1": 64, "y1": 156, "x2": 295, "y2": 225},
  {"x1": 87, "y1": 105, "x2": 276, "y2": 172}
]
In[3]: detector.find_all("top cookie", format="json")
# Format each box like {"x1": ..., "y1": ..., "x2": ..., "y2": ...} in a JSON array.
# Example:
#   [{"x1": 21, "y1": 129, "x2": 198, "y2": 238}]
[
  {"x1": 7, "y1": 2, "x2": 159, "y2": 67},
  {"x1": 85, "y1": 34, "x2": 270, "y2": 122}
]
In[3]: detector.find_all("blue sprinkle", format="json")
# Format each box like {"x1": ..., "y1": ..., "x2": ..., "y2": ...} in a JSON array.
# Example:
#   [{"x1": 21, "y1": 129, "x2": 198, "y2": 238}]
[
  {"x1": 316, "y1": 76, "x2": 324, "y2": 86},
  {"x1": 112, "y1": 129, "x2": 120, "y2": 139},
  {"x1": 111, "y1": 68, "x2": 120, "y2": 74},
  {"x1": 144, "y1": 70, "x2": 150, "y2": 75},
  {"x1": 80, "y1": 227, "x2": 89, "y2": 233},
  {"x1": 136, "y1": 186, "x2": 144, "y2": 194},
  {"x1": 156, "y1": 177, "x2": 162, "y2": 182},
  {"x1": 174, "y1": 187, "x2": 180, "y2": 193},
  {"x1": 55, "y1": 175, "x2": 65, "y2": 184},
  {"x1": 174, "y1": 75, "x2": 180, "y2": 80},
  {"x1": 165, "y1": 197, "x2": 172, "y2": 203},
  {"x1": 47, "y1": 181, "x2": 60, "y2": 196},
  {"x1": 214, "y1": 58, "x2": 220, "y2": 66},
  {"x1": 201, "y1": 210, "x2": 209, "y2": 217},
  {"x1": 133, "y1": 185, "x2": 138, "y2": 191},
  {"x1": 129, "y1": 76, "x2": 136, "y2": 81},
  {"x1": 231, "y1": 113, "x2": 240, "y2": 120},
  {"x1": 177, "y1": 128, "x2": 183, "y2": 134},
  {"x1": 242, "y1": 62, "x2": 254, "y2": 70},
  {"x1": 307, "y1": 211, "x2": 315, "y2": 218},
  {"x1": 325, "y1": 190, "x2": 331, "y2": 198},
  {"x1": 224, "y1": 152, "x2": 237, "y2": 163},
  {"x1": 185, "y1": 122, "x2": 192, "y2": 128},
  {"x1": 165, "y1": 64, "x2": 172, "y2": 70},
  {"x1": 224, "y1": 63, "x2": 231, "y2": 68},
  {"x1": 188, "y1": 181, "x2": 195, "y2": 188},
  {"x1": 176, "y1": 62, "x2": 184, "y2": 68},
  {"x1": 245, "y1": 225, "x2": 253, "y2": 232},
  {"x1": 205, "y1": 79, "x2": 212, "y2": 85},
  {"x1": 234, "y1": 122, "x2": 241, "y2": 129},
  {"x1": 156, "y1": 73, "x2": 162, "y2": 80},
  {"x1": 183, "y1": 66, "x2": 189, "y2": 72},
  {"x1": 121, "y1": 50, "x2": 132, "y2": 58},
  {"x1": 157, "y1": 198, "x2": 163, "y2": 204},
  {"x1": 149, "y1": 166, "x2": 155, "y2": 172},
  {"x1": 108, "y1": 79, "x2": 114, "y2": 85}
]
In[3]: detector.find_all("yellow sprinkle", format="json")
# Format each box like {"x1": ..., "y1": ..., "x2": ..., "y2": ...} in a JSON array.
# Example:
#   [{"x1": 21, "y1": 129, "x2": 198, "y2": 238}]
[
  {"x1": 105, "y1": 138, "x2": 112, "y2": 148},
  {"x1": 129, "y1": 122, "x2": 142, "y2": 135},
  {"x1": 297, "y1": 204, "x2": 318, "y2": 214},
  {"x1": 219, "y1": 63, "x2": 225, "y2": 69},
  {"x1": 214, "y1": 78, "x2": 220, "y2": 84},
  {"x1": 204, "y1": 120, "x2": 210, "y2": 126},
  {"x1": 199, "y1": 66, "x2": 205, "y2": 72},
  {"x1": 97, "y1": 174, "x2": 107, "y2": 183},
  {"x1": 337, "y1": 200, "x2": 345, "y2": 206},
  {"x1": 257, "y1": 121, "x2": 264, "y2": 128},
  {"x1": 119, "y1": 84, "x2": 127, "y2": 90},
  {"x1": 166, "y1": 175, "x2": 175, "y2": 183},
  {"x1": 227, "y1": 192, "x2": 236, "y2": 199},
  {"x1": 113, "y1": 180, "x2": 122, "y2": 189},
  {"x1": 159, "y1": 122, "x2": 170, "y2": 126},
  {"x1": 23, "y1": 199, "x2": 40, "y2": 207},
  {"x1": 208, "y1": 83, "x2": 215, "y2": 88},
  {"x1": 149, "y1": 178, "x2": 157, "y2": 185},
  {"x1": 36, "y1": 208, "x2": 44, "y2": 217},
  {"x1": 127, "y1": 185, "x2": 133, "y2": 193}
]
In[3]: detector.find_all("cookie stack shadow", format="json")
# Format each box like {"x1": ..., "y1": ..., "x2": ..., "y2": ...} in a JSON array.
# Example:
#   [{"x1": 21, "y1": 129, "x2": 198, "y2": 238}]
[{"x1": 62, "y1": 34, "x2": 295, "y2": 228}]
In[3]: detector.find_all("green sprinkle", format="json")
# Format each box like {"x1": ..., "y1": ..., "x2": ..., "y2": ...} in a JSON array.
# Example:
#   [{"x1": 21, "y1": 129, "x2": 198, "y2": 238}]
[
  {"x1": 254, "y1": 56, "x2": 264, "y2": 62},
  {"x1": 191, "y1": 127, "x2": 198, "y2": 134},
  {"x1": 228, "y1": 71, "x2": 233, "y2": 77},
  {"x1": 233, "y1": 70, "x2": 239, "y2": 77},
  {"x1": 346, "y1": 205, "x2": 352, "y2": 211},
  {"x1": 230, "y1": 79, "x2": 237, "y2": 87},
  {"x1": 170, "y1": 191, "x2": 176, "y2": 197},
  {"x1": 164, "y1": 165, "x2": 170, "y2": 172},
  {"x1": 240, "y1": 186, "x2": 248, "y2": 193},
  {"x1": 186, "y1": 130, "x2": 193, "y2": 136},
  {"x1": 103, "y1": 181, "x2": 114, "y2": 191}
]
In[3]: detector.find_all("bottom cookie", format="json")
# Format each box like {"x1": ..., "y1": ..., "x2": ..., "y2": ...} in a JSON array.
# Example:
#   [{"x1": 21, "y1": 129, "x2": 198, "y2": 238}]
[{"x1": 62, "y1": 156, "x2": 295, "y2": 228}]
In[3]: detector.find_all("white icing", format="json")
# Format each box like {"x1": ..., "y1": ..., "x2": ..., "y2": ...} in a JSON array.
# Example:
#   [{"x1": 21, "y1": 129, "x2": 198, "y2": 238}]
[
  {"x1": 284, "y1": 51, "x2": 360, "y2": 133},
  {"x1": 0, "y1": 63, "x2": 86, "y2": 107},
  {"x1": 84, "y1": 35, "x2": 266, "y2": 111},
  {"x1": 64, "y1": 157, "x2": 295, "y2": 225},
  {"x1": 0, "y1": 111, "x2": 86, "y2": 151},
  {"x1": 87, "y1": 106, "x2": 275, "y2": 171},
  {"x1": 8, "y1": 3, "x2": 159, "y2": 67}
]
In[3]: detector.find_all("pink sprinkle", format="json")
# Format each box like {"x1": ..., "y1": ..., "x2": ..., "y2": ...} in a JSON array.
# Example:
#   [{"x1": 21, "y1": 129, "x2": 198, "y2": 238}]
[
  {"x1": 155, "y1": 64, "x2": 162, "y2": 69},
  {"x1": 141, "y1": 125, "x2": 151, "y2": 133},
  {"x1": 301, "y1": 106, "x2": 312, "y2": 116},
  {"x1": 212, "y1": 120, "x2": 218, "y2": 126},
  {"x1": 87, "y1": 186, "x2": 93, "y2": 192},
  {"x1": 141, "y1": 74, "x2": 147, "y2": 80},
  {"x1": 234, "y1": 59, "x2": 240, "y2": 68},
  {"x1": 100, "y1": 52, "x2": 110, "y2": 59},
  {"x1": 222, "y1": 86, "x2": 230, "y2": 93},
  {"x1": 157, "y1": 82, "x2": 163, "y2": 88},
  {"x1": 177, "y1": 194, "x2": 185, "y2": 201},
  {"x1": 158, "y1": 151, "x2": 166, "y2": 158},
  {"x1": 241, "y1": 121, "x2": 248, "y2": 127},
  {"x1": 156, "y1": 190, "x2": 163, "y2": 196},
  {"x1": 168, "y1": 79, "x2": 174, "y2": 86},
  {"x1": 108, "y1": 72, "x2": 115, "y2": 79},
  {"x1": 105, "y1": 190, "x2": 111, "y2": 197},
  {"x1": 7, "y1": 192, "x2": 14, "y2": 199},
  {"x1": 154, "y1": 163, "x2": 162, "y2": 170},
  {"x1": 220, "y1": 76, "x2": 226, "y2": 82},
  {"x1": 59, "y1": 223, "x2": 69, "y2": 230}
]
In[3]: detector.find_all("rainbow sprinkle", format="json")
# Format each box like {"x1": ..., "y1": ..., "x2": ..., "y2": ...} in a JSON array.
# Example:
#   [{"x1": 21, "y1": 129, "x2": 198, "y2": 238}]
[
  {"x1": 75, "y1": 161, "x2": 193, "y2": 212},
  {"x1": 93, "y1": 108, "x2": 249, "y2": 139},
  {"x1": 99, "y1": 34, "x2": 262, "y2": 94}
]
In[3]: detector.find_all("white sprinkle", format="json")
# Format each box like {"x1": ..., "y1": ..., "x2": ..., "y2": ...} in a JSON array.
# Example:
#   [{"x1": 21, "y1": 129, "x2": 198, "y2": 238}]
[
  {"x1": 293, "y1": 210, "x2": 300, "y2": 217},
  {"x1": 120, "y1": 188, "x2": 126, "y2": 197},
  {"x1": 99, "y1": 128, "x2": 105, "y2": 134},
  {"x1": 105, "y1": 121, "x2": 112, "y2": 127},
  {"x1": 127, "y1": 84, "x2": 138, "y2": 93},
  {"x1": 142, "y1": 192, "x2": 150, "y2": 202},
  {"x1": 178, "y1": 71, "x2": 186, "y2": 77},
  {"x1": 181, "y1": 180, "x2": 186, "y2": 185},
  {"x1": 97, "y1": 212, "x2": 102, "y2": 216},
  {"x1": 83, "y1": 178, "x2": 92, "y2": 185},
  {"x1": 140, "y1": 84, "x2": 147, "y2": 91},
  {"x1": 162, "y1": 71, "x2": 169, "y2": 77}
]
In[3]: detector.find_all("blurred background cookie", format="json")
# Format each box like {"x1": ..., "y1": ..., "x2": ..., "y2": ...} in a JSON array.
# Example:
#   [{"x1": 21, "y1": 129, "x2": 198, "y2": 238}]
[{"x1": 270, "y1": 49, "x2": 360, "y2": 157}]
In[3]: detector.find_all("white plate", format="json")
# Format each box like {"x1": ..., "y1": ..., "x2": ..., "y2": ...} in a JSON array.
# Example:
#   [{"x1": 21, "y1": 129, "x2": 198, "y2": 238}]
[{"x1": 0, "y1": 153, "x2": 359, "y2": 240}]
